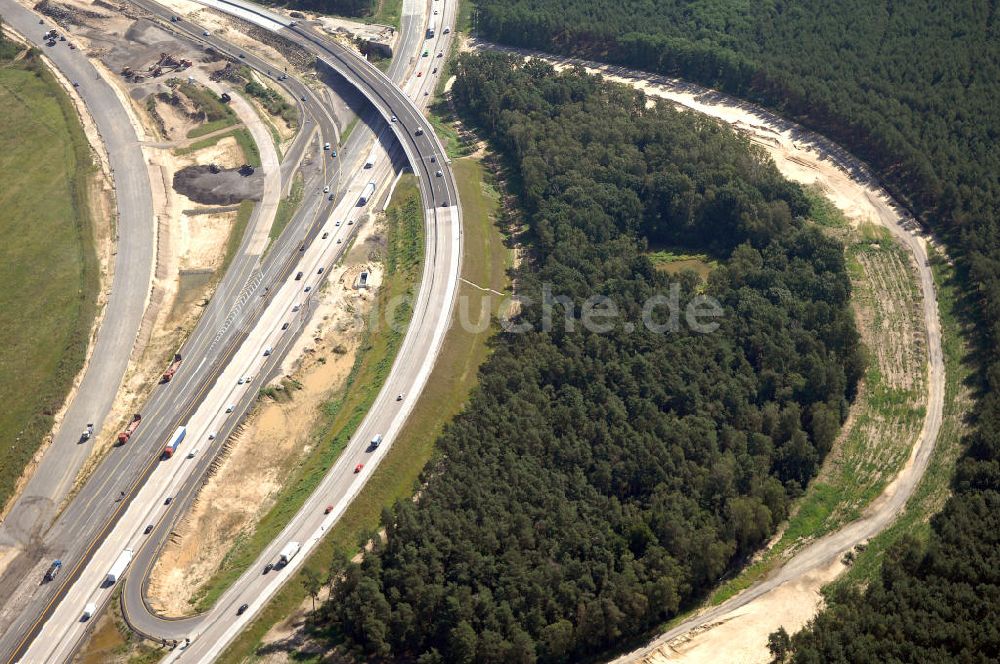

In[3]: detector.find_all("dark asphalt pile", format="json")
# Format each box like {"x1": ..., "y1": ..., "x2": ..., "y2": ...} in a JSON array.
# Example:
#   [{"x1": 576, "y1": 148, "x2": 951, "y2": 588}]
[{"x1": 173, "y1": 164, "x2": 262, "y2": 205}]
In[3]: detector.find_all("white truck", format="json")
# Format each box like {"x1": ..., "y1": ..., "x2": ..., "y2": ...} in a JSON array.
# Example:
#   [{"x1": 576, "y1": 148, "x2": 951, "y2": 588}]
[
  {"x1": 277, "y1": 541, "x2": 300, "y2": 567},
  {"x1": 358, "y1": 182, "x2": 376, "y2": 206},
  {"x1": 81, "y1": 602, "x2": 97, "y2": 621},
  {"x1": 104, "y1": 548, "x2": 133, "y2": 586},
  {"x1": 364, "y1": 144, "x2": 378, "y2": 169}
]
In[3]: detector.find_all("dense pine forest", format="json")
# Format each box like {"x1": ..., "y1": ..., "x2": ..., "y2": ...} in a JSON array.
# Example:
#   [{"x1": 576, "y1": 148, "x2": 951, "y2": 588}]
[
  {"x1": 467, "y1": 1, "x2": 1000, "y2": 660},
  {"x1": 313, "y1": 53, "x2": 862, "y2": 662}
]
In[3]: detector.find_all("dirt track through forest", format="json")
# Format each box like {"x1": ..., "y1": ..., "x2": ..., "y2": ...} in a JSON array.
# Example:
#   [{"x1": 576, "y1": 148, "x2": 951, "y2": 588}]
[{"x1": 470, "y1": 40, "x2": 946, "y2": 664}]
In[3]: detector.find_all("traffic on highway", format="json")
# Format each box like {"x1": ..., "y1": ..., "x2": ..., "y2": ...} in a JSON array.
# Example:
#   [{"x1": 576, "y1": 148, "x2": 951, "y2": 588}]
[{"x1": 0, "y1": 0, "x2": 462, "y2": 660}]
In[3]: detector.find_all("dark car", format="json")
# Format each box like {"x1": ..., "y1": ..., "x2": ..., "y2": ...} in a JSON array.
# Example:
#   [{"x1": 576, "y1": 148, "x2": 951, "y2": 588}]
[
  {"x1": 263, "y1": 562, "x2": 274, "y2": 574},
  {"x1": 164, "y1": 497, "x2": 172, "y2": 505},
  {"x1": 322, "y1": 232, "x2": 329, "y2": 239},
  {"x1": 281, "y1": 322, "x2": 289, "y2": 330},
  {"x1": 144, "y1": 524, "x2": 154, "y2": 535},
  {"x1": 295, "y1": 271, "x2": 303, "y2": 280},
  {"x1": 237, "y1": 603, "x2": 249, "y2": 615}
]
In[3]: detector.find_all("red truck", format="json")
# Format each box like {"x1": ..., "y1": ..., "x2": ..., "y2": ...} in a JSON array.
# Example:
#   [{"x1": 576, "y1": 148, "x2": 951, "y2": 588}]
[
  {"x1": 161, "y1": 353, "x2": 183, "y2": 383},
  {"x1": 118, "y1": 414, "x2": 142, "y2": 445}
]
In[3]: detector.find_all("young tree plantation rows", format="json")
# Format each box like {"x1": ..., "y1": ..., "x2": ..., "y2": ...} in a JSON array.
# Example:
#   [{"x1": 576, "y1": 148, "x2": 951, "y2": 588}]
[{"x1": 313, "y1": 54, "x2": 863, "y2": 663}]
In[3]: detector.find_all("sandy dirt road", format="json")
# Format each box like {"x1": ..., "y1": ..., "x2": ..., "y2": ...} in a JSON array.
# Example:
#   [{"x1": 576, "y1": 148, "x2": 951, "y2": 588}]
[{"x1": 470, "y1": 40, "x2": 946, "y2": 664}]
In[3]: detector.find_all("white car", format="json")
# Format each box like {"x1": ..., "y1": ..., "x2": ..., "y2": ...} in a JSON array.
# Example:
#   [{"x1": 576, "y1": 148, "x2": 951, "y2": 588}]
[
  {"x1": 323, "y1": 185, "x2": 330, "y2": 193},
  {"x1": 226, "y1": 404, "x2": 235, "y2": 413},
  {"x1": 292, "y1": 303, "x2": 301, "y2": 312},
  {"x1": 203, "y1": 30, "x2": 210, "y2": 36},
  {"x1": 208, "y1": 432, "x2": 217, "y2": 440},
  {"x1": 188, "y1": 448, "x2": 199, "y2": 458},
  {"x1": 263, "y1": 347, "x2": 272, "y2": 356},
  {"x1": 390, "y1": 115, "x2": 397, "y2": 123},
  {"x1": 237, "y1": 377, "x2": 246, "y2": 385}
]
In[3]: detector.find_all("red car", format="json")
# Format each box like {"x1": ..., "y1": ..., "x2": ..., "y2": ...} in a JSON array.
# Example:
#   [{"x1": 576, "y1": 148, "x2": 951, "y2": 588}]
[
  {"x1": 324, "y1": 504, "x2": 333, "y2": 514},
  {"x1": 354, "y1": 463, "x2": 364, "y2": 473}
]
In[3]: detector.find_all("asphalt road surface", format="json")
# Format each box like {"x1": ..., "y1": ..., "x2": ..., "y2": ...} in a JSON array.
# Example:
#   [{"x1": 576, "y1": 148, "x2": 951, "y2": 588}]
[
  {"x1": 0, "y1": 0, "x2": 334, "y2": 651},
  {"x1": 0, "y1": 0, "x2": 155, "y2": 547},
  {"x1": 0, "y1": 0, "x2": 462, "y2": 659}
]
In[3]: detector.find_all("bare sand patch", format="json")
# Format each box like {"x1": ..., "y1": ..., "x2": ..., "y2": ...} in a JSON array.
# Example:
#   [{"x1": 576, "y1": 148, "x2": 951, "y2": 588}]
[
  {"x1": 148, "y1": 216, "x2": 386, "y2": 614},
  {"x1": 644, "y1": 559, "x2": 844, "y2": 664}
]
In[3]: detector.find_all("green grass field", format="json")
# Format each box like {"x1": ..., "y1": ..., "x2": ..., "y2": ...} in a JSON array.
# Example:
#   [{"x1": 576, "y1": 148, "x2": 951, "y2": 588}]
[
  {"x1": 646, "y1": 246, "x2": 716, "y2": 281},
  {"x1": 0, "y1": 52, "x2": 99, "y2": 510},
  {"x1": 216, "y1": 155, "x2": 511, "y2": 663}
]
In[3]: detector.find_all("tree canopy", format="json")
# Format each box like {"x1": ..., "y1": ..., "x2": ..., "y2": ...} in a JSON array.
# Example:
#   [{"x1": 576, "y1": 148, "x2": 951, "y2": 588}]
[
  {"x1": 469, "y1": 2, "x2": 1000, "y2": 659},
  {"x1": 315, "y1": 54, "x2": 862, "y2": 663}
]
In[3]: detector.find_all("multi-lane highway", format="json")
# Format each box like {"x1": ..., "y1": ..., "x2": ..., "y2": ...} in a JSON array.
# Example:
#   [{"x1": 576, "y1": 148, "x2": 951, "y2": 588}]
[
  {"x1": 0, "y1": 0, "x2": 463, "y2": 660},
  {"x1": 0, "y1": 0, "x2": 155, "y2": 548},
  {"x1": 0, "y1": 0, "x2": 338, "y2": 652}
]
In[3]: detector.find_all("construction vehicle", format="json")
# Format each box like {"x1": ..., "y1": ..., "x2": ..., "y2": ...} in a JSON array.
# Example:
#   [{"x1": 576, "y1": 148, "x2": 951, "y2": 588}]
[
  {"x1": 162, "y1": 353, "x2": 182, "y2": 382},
  {"x1": 277, "y1": 541, "x2": 300, "y2": 567},
  {"x1": 104, "y1": 549, "x2": 133, "y2": 586},
  {"x1": 162, "y1": 426, "x2": 186, "y2": 458},
  {"x1": 118, "y1": 414, "x2": 141, "y2": 445},
  {"x1": 43, "y1": 559, "x2": 62, "y2": 582}
]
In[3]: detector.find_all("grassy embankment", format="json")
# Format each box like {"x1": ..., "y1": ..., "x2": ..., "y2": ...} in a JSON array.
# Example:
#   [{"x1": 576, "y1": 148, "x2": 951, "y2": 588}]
[
  {"x1": 0, "y1": 49, "x2": 100, "y2": 510},
  {"x1": 268, "y1": 173, "x2": 304, "y2": 245},
  {"x1": 216, "y1": 154, "x2": 510, "y2": 663},
  {"x1": 827, "y1": 247, "x2": 971, "y2": 590},
  {"x1": 181, "y1": 83, "x2": 238, "y2": 138},
  {"x1": 708, "y1": 211, "x2": 956, "y2": 605},
  {"x1": 369, "y1": 0, "x2": 403, "y2": 28},
  {"x1": 77, "y1": 588, "x2": 161, "y2": 664}
]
